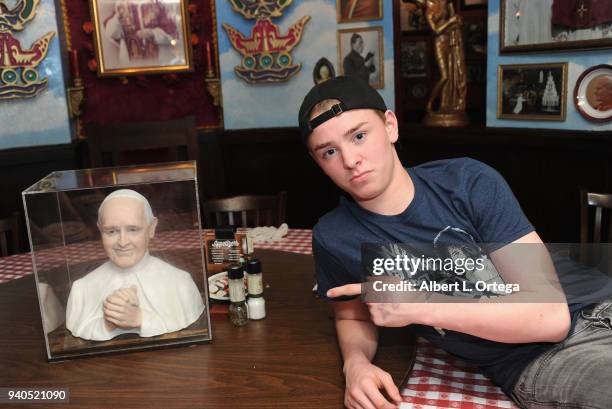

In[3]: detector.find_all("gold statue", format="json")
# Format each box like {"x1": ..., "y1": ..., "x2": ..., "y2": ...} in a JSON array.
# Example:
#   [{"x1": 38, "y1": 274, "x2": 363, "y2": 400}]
[{"x1": 417, "y1": 0, "x2": 469, "y2": 127}]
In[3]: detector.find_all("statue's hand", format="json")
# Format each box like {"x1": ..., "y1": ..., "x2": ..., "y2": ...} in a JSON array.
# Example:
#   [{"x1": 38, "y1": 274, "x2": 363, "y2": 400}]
[{"x1": 103, "y1": 287, "x2": 142, "y2": 329}]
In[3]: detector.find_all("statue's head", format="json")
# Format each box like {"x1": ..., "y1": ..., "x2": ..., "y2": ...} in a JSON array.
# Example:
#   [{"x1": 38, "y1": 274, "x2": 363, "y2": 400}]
[{"x1": 97, "y1": 189, "x2": 158, "y2": 269}]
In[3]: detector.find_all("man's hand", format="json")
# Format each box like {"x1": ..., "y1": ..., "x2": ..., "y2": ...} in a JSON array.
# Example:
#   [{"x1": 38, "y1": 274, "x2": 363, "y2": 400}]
[
  {"x1": 103, "y1": 285, "x2": 142, "y2": 329},
  {"x1": 344, "y1": 357, "x2": 402, "y2": 409},
  {"x1": 327, "y1": 284, "x2": 424, "y2": 327}
]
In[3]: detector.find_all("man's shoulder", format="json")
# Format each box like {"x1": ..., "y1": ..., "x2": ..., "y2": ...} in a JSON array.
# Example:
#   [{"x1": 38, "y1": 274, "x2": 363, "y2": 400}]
[
  {"x1": 412, "y1": 157, "x2": 492, "y2": 176},
  {"x1": 73, "y1": 261, "x2": 112, "y2": 289},
  {"x1": 148, "y1": 256, "x2": 192, "y2": 281},
  {"x1": 313, "y1": 199, "x2": 355, "y2": 244}
]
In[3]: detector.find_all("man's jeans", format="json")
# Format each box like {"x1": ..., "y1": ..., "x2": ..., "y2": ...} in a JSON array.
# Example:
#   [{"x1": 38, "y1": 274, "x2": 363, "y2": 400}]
[{"x1": 511, "y1": 300, "x2": 612, "y2": 409}]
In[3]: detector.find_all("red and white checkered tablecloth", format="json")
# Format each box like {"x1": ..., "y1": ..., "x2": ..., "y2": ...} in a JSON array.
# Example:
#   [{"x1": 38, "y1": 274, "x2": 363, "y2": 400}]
[
  {"x1": 400, "y1": 338, "x2": 518, "y2": 409},
  {"x1": 0, "y1": 228, "x2": 312, "y2": 284},
  {"x1": 0, "y1": 228, "x2": 517, "y2": 408}
]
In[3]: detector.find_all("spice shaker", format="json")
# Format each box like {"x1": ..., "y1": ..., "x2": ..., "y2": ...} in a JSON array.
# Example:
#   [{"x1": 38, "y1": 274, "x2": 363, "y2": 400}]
[
  {"x1": 246, "y1": 258, "x2": 266, "y2": 320},
  {"x1": 227, "y1": 264, "x2": 248, "y2": 326}
]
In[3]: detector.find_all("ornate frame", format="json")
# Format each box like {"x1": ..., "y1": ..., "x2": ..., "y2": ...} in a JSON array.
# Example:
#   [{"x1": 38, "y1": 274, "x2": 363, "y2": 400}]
[{"x1": 90, "y1": 0, "x2": 193, "y2": 76}]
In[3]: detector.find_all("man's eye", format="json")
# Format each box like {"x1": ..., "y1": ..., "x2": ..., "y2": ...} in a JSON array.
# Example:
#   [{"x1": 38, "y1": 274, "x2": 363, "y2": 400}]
[
  {"x1": 323, "y1": 148, "x2": 337, "y2": 158},
  {"x1": 354, "y1": 132, "x2": 366, "y2": 142},
  {"x1": 104, "y1": 229, "x2": 117, "y2": 235},
  {"x1": 127, "y1": 227, "x2": 141, "y2": 232}
]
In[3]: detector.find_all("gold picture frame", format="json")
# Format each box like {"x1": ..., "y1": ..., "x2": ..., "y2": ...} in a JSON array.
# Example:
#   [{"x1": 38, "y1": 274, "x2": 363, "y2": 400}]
[
  {"x1": 497, "y1": 63, "x2": 567, "y2": 121},
  {"x1": 336, "y1": 0, "x2": 383, "y2": 23},
  {"x1": 90, "y1": 0, "x2": 193, "y2": 77},
  {"x1": 499, "y1": 0, "x2": 612, "y2": 53},
  {"x1": 337, "y1": 26, "x2": 384, "y2": 89}
]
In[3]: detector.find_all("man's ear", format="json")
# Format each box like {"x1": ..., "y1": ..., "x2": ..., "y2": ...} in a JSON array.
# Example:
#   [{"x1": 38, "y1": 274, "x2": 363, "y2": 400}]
[
  {"x1": 148, "y1": 217, "x2": 158, "y2": 239},
  {"x1": 384, "y1": 110, "x2": 399, "y2": 144}
]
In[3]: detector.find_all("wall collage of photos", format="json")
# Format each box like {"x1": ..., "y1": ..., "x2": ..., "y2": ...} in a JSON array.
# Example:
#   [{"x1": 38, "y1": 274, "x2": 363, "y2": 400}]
[
  {"x1": 396, "y1": 0, "x2": 488, "y2": 124},
  {"x1": 490, "y1": 0, "x2": 612, "y2": 130}
]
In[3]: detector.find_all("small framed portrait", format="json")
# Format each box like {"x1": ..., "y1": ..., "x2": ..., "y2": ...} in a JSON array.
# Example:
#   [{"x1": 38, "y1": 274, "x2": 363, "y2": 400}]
[
  {"x1": 497, "y1": 63, "x2": 568, "y2": 121},
  {"x1": 460, "y1": 0, "x2": 487, "y2": 10},
  {"x1": 400, "y1": 38, "x2": 428, "y2": 78},
  {"x1": 574, "y1": 64, "x2": 612, "y2": 123},
  {"x1": 313, "y1": 57, "x2": 336, "y2": 85},
  {"x1": 337, "y1": 26, "x2": 384, "y2": 89},
  {"x1": 399, "y1": 0, "x2": 427, "y2": 32},
  {"x1": 336, "y1": 0, "x2": 383, "y2": 23},
  {"x1": 90, "y1": 0, "x2": 193, "y2": 76},
  {"x1": 500, "y1": 0, "x2": 612, "y2": 53}
]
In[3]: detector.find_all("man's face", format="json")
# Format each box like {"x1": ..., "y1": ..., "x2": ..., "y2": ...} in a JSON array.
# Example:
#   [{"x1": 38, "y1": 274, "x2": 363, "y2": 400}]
[
  {"x1": 308, "y1": 109, "x2": 399, "y2": 204},
  {"x1": 593, "y1": 77, "x2": 612, "y2": 106},
  {"x1": 98, "y1": 197, "x2": 156, "y2": 269},
  {"x1": 352, "y1": 37, "x2": 364, "y2": 54}
]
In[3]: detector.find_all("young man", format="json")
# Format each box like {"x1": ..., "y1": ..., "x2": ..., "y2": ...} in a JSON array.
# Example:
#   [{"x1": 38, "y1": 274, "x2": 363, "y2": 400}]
[{"x1": 298, "y1": 76, "x2": 612, "y2": 409}]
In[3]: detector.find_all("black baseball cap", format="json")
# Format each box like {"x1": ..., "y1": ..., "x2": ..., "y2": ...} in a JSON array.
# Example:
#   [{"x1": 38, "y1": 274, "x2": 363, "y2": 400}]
[{"x1": 298, "y1": 76, "x2": 387, "y2": 144}]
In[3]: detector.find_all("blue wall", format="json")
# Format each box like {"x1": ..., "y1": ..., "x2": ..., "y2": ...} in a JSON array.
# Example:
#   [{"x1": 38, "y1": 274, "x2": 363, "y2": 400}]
[
  {"x1": 486, "y1": 0, "x2": 612, "y2": 131},
  {"x1": 0, "y1": 0, "x2": 71, "y2": 150},
  {"x1": 216, "y1": 0, "x2": 395, "y2": 130}
]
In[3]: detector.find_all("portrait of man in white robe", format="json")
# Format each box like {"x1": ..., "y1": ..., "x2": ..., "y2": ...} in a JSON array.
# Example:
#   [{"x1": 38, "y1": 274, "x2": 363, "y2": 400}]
[{"x1": 66, "y1": 189, "x2": 205, "y2": 341}]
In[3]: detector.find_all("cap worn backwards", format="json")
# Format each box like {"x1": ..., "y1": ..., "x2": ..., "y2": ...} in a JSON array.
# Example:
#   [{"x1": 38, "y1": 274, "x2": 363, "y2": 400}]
[{"x1": 298, "y1": 76, "x2": 387, "y2": 145}]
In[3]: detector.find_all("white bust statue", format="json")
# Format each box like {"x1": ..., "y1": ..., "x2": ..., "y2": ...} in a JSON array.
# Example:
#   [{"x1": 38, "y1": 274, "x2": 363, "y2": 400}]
[{"x1": 65, "y1": 189, "x2": 204, "y2": 341}]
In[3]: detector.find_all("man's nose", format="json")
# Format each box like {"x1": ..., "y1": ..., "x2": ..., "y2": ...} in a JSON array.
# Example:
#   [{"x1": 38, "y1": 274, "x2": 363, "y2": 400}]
[
  {"x1": 342, "y1": 146, "x2": 361, "y2": 169},
  {"x1": 118, "y1": 230, "x2": 128, "y2": 246}
]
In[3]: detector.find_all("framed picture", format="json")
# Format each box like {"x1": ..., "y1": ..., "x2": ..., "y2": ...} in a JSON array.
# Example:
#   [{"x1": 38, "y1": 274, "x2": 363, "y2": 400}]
[
  {"x1": 400, "y1": 38, "x2": 428, "y2": 78},
  {"x1": 460, "y1": 0, "x2": 487, "y2": 10},
  {"x1": 500, "y1": 0, "x2": 612, "y2": 53},
  {"x1": 337, "y1": 26, "x2": 384, "y2": 89},
  {"x1": 497, "y1": 63, "x2": 567, "y2": 121},
  {"x1": 399, "y1": 1, "x2": 427, "y2": 32},
  {"x1": 463, "y1": 17, "x2": 487, "y2": 59},
  {"x1": 90, "y1": 0, "x2": 193, "y2": 76},
  {"x1": 336, "y1": 0, "x2": 383, "y2": 23},
  {"x1": 574, "y1": 64, "x2": 612, "y2": 123},
  {"x1": 313, "y1": 57, "x2": 336, "y2": 85}
]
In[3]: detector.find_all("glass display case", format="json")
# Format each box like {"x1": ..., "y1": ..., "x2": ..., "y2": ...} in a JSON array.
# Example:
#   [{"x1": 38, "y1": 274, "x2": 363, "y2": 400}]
[{"x1": 22, "y1": 161, "x2": 212, "y2": 360}]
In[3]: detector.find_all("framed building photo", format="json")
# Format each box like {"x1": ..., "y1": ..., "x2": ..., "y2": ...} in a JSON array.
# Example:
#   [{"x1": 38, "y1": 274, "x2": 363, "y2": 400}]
[
  {"x1": 574, "y1": 64, "x2": 612, "y2": 123},
  {"x1": 497, "y1": 63, "x2": 568, "y2": 121},
  {"x1": 400, "y1": 38, "x2": 428, "y2": 78},
  {"x1": 336, "y1": 0, "x2": 383, "y2": 23},
  {"x1": 90, "y1": 0, "x2": 193, "y2": 76},
  {"x1": 500, "y1": 0, "x2": 612, "y2": 53},
  {"x1": 337, "y1": 26, "x2": 384, "y2": 89}
]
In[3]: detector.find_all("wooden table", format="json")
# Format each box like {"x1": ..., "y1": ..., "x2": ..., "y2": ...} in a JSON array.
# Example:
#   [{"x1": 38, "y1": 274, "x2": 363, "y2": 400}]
[{"x1": 0, "y1": 250, "x2": 416, "y2": 409}]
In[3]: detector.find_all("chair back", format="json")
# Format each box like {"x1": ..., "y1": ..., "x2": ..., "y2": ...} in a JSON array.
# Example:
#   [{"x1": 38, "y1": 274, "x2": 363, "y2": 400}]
[
  {"x1": 203, "y1": 192, "x2": 287, "y2": 228},
  {"x1": 0, "y1": 212, "x2": 20, "y2": 256},
  {"x1": 579, "y1": 191, "x2": 612, "y2": 270},
  {"x1": 86, "y1": 116, "x2": 199, "y2": 167},
  {"x1": 580, "y1": 191, "x2": 612, "y2": 244}
]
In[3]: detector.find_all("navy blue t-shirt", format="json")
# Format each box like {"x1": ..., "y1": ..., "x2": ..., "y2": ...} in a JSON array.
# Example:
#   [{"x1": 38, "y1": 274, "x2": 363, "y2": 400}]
[{"x1": 313, "y1": 158, "x2": 557, "y2": 395}]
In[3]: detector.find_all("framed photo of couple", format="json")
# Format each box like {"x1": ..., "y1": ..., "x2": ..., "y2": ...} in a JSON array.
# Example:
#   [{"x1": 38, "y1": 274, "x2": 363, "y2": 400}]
[
  {"x1": 90, "y1": 0, "x2": 193, "y2": 76},
  {"x1": 500, "y1": 0, "x2": 612, "y2": 53},
  {"x1": 497, "y1": 62, "x2": 568, "y2": 121}
]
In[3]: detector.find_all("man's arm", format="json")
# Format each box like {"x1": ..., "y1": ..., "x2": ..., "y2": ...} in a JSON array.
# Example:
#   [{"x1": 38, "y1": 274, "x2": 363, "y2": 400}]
[
  {"x1": 333, "y1": 298, "x2": 402, "y2": 409},
  {"x1": 330, "y1": 232, "x2": 571, "y2": 344}
]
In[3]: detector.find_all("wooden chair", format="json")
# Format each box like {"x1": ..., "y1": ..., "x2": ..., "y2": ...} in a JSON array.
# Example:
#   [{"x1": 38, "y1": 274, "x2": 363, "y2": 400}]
[
  {"x1": 86, "y1": 116, "x2": 199, "y2": 167},
  {"x1": 202, "y1": 192, "x2": 287, "y2": 228},
  {"x1": 579, "y1": 191, "x2": 612, "y2": 269},
  {"x1": 0, "y1": 212, "x2": 20, "y2": 256}
]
